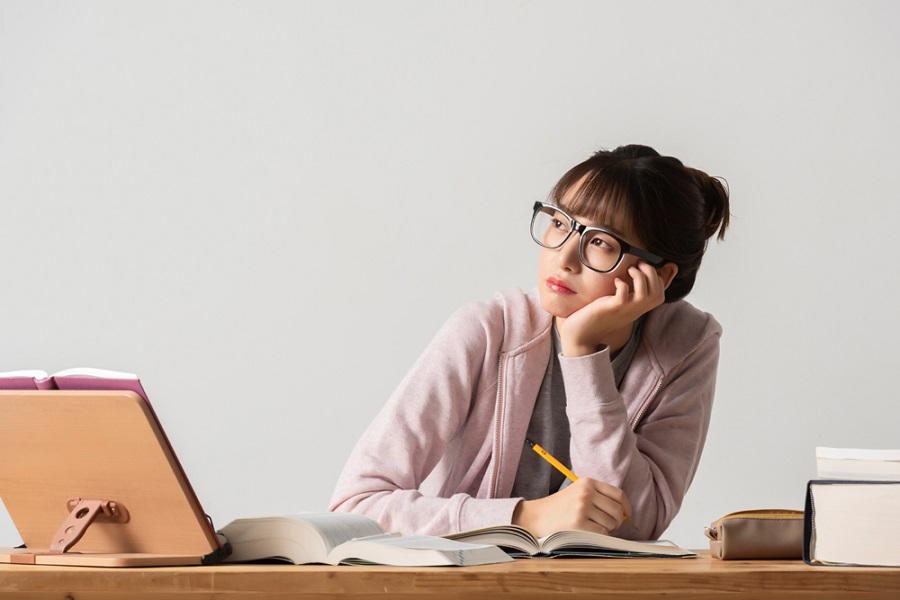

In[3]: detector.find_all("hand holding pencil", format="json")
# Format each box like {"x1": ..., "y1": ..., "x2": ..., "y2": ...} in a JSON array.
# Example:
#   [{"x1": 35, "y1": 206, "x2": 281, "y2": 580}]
[{"x1": 512, "y1": 438, "x2": 637, "y2": 537}]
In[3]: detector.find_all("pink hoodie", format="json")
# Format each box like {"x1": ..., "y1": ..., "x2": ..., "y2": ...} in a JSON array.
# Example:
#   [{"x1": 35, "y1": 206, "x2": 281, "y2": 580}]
[{"x1": 329, "y1": 288, "x2": 721, "y2": 539}]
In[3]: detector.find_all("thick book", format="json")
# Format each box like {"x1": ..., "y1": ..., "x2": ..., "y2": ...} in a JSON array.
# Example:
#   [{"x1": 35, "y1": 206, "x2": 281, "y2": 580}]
[
  {"x1": 803, "y1": 480, "x2": 900, "y2": 567},
  {"x1": 0, "y1": 368, "x2": 147, "y2": 400},
  {"x1": 816, "y1": 447, "x2": 900, "y2": 481},
  {"x1": 218, "y1": 513, "x2": 513, "y2": 567},
  {"x1": 444, "y1": 524, "x2": 696, "y2": 558}
]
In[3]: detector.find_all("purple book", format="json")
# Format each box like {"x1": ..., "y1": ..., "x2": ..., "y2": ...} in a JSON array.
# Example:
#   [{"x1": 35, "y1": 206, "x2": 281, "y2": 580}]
[{"x1": 0, "y1": 368, "x2": 147, "y2": 401}]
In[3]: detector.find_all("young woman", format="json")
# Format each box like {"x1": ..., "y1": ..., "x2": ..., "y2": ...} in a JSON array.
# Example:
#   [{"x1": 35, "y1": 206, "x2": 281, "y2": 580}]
[{"x1": 329, "y1": 144, "x2": 730, "y2": 540}]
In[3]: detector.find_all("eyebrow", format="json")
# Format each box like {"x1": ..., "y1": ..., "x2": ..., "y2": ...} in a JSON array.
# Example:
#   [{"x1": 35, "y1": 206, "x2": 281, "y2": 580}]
[{"x1": 557, "y1": 203, "x2": 630, "y2": 239}]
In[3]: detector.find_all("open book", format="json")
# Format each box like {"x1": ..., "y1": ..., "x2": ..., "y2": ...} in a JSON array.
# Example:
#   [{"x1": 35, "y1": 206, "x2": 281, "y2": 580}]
[
  {"x1": 0, "y1": 368, "x2": 147, "y2": 400},
  {"x1": 218, "y1": 513, "x2": 512, "y2": 567},
  {"x1": 444, "y1": 524, "x2": 696, "y2": 558}
]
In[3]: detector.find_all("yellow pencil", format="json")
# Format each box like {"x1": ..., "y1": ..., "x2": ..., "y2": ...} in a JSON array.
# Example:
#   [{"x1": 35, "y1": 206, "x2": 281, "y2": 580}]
[
  {"x1": 524, "y1": 437, "x2": 635, "y2": 528},
  {"x1": 525, "y1": 437, "x2": 578, "y2": 482}
]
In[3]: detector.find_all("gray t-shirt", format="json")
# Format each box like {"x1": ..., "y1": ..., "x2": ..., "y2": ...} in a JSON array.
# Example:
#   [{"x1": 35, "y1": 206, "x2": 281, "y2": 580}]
[{"x1": 510, "y1": 318, "x2": 644, "y2": 500}]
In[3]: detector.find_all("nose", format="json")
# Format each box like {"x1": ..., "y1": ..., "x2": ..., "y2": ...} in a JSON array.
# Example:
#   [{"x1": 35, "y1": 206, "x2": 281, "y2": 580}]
[{"x1": 556, "y1": 233, "x2": 582, "y2": 272}]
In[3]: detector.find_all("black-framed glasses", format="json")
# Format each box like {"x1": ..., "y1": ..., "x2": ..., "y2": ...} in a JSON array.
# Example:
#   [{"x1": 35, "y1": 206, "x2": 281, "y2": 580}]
[{"x1": 530, "y1": 201, "x2": 666, "y2": 273}]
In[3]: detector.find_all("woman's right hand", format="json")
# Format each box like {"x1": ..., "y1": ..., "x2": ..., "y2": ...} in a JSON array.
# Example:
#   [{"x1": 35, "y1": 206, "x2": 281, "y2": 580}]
[{"x1": 510, "y1": 477, "x2": 633, "y2": 537}]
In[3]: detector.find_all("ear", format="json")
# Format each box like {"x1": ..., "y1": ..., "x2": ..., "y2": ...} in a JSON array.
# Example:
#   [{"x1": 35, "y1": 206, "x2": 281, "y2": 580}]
[{"x1": 657, "y1": 262, "x2": 679, "y2": 290}]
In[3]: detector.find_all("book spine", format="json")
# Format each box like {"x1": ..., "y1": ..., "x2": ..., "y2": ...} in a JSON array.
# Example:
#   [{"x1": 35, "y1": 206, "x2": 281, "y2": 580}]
[{"x1": 802, "y1": 480, "x2": 814, "y2": 565}]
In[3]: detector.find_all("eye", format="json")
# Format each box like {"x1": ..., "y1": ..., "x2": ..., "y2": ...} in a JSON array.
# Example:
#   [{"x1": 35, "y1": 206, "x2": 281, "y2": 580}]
[
  {"x1": 588, "y1": 237, "x2": 614, "y2": 250},
  {"x1": 583, "y1": 231, "x2": 621, "y2": 256},
  {"x1": 546, "y1": 210, "x2": 572, "y2": 233}
]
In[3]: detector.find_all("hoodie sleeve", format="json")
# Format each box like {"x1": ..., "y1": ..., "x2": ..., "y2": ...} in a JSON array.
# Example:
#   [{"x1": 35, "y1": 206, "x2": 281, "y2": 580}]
[
  {"x1": 559, "y1": 305, "x2": 721, "y2": 540},
  {"x1": 327, "y1": 299, "x2": 523, "y2": 535}
]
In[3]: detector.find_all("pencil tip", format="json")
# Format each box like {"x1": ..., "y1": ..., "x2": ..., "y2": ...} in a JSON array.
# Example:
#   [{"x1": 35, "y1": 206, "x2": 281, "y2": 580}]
[{"x1": 524, "y1": 438, "x2": 535, "y2": 448}]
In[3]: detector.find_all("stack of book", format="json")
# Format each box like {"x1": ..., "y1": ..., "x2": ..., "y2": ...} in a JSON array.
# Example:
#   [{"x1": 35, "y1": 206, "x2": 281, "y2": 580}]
[{"x1": 804, "y1": 447, "x2": 900, "y2": 567}]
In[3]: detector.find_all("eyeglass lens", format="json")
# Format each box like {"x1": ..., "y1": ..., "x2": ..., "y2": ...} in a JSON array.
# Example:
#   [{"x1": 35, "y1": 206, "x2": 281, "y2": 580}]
[{"x1": 531, "y1": 205, "x2": 623, "y2": 273}]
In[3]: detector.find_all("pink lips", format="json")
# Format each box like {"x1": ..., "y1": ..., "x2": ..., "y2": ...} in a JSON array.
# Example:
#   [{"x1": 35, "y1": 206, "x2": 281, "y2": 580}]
[{"x1": 546, "y1": 277, "x2": 575, "y2": 295}]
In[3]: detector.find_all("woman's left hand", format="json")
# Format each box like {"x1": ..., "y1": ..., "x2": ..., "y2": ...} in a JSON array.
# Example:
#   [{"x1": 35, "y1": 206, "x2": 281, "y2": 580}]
[{"x1": 557, "y1": 261, "x2": 667, "y2": 357}]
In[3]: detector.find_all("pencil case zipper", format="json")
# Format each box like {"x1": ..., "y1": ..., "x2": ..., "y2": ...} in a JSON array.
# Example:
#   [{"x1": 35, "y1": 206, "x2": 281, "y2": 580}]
[{"x1": 705, "y1": 509, "x2": 803, "y2": 540}]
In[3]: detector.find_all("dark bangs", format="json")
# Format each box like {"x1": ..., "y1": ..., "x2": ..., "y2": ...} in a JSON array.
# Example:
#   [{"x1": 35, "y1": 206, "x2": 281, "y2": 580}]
[{"x1": 549, "y1": 159, "x2": 647, "y2": 240}]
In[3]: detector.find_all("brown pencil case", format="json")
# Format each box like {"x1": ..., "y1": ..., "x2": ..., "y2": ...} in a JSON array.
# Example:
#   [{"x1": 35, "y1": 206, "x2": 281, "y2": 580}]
[{"x1": 705, "y1": 509, "x2": 804, "y2": 560}]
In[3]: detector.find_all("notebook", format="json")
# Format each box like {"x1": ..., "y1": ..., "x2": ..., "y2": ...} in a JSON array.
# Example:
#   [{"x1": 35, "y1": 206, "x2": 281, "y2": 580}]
[{"x1": 0, "y1": 390, "x2": 229, "y2": 566}]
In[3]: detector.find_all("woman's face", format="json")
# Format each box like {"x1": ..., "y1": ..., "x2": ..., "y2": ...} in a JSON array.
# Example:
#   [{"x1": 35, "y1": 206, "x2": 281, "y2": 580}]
[{"x1": 536, "y1": 190, "x2": 647, "y2": 319}]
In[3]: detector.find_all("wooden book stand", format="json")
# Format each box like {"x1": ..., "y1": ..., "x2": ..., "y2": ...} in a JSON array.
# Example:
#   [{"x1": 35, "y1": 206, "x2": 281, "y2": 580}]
[{"x1": 0, "y1": 390, "x2": 229, "y2": 566}]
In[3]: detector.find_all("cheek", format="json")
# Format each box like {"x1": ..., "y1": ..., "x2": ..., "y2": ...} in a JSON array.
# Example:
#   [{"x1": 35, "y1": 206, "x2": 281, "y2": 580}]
[
  {"x1": 582, "y1": 269, "x2": 629, "y2": 300},
  {"x1": 537, "y1": 248, "x2": 555, "y2": 277},
  {"x1": 584, "y1": 279, "x2": 620, "y2": 300}
]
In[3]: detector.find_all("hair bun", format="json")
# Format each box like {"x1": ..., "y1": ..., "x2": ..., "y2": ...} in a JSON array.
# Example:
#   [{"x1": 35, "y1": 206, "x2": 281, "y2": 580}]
[{"x1": 689, "y1": 169, "x2": 730, "y2": 241}]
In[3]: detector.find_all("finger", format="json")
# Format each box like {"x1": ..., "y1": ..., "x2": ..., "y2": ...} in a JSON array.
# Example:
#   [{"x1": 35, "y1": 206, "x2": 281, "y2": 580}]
[
  {"x1": 614, "y1": 277, "x2": 630, "y2": 299},
  {"x1": 592, "y1": 480, "x2": 634, "y2": 523},
  {"x1": 585, "y1": 504, "x2": 620, "y2": 534},
  {"x1": 563, "y1": 479, "x2": 625, "y2": 534},
  {"x1": 628, "y1": 265, "x2": 648, "y2": 299},
  {"x1": 643, "y1": 262, "x2": 665, "y2": 298},
  {"x1": 597, "y1": 481, "x2": 631, "y2": 514},
  {"x1": 594, "y1": 494, "x2": 628, "y2": 527},
  {"x1": 633, "y1": 261, "x2": 665, "y2": 304},
  {"x1": 570, "y1": 488, "x2": 621, "y2": 533}
]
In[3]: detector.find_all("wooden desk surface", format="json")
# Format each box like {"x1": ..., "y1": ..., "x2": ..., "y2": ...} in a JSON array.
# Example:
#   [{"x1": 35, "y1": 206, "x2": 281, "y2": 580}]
[{"x1": 1, "y1": 552, "x2": 897, "y2": 600}]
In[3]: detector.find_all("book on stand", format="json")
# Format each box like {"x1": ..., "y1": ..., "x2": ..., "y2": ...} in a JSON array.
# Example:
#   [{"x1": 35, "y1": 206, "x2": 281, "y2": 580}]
[
  {"x1": 0, "y1": 368, "x2": 147, "y2": 400},
  {"x1": 0, "y1": 386, "x2": 228, "y2": 566},
  {"x1": 218, "y1": 513, "x2": 512, "y2": 567}
]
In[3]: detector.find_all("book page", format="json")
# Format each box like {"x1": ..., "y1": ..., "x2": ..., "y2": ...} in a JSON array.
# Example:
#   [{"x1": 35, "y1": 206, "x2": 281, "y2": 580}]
[
  {"x1": 329, "y1": 535, "x2": 513, "y2": 566},
  {"x1": 0, "y1": 370, "x2": 49, "y2": 379},
  {"x1": 443, "y1": 524, "x2": 540, "y2": 554},
  {"x1": 811, "y1": 483, "x2": 900, "y2": 566},
  {"x1": 540, "y1": 530, "x2": 694, "y2": 556},
  {"x1": 284, "y1": 512, "x2": 385, "y2": 552},
  {"x1": 816, "y1": 447, "x2": 900, "y2": 461},
  {"x1": 52, "y1": 367, "x2": 139, "y2": 379}
]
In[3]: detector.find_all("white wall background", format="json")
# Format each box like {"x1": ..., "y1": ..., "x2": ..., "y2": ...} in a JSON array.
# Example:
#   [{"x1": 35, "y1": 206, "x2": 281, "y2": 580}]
[{"x1": 1, "y1": 0, "x2": 898, "y2": 551}]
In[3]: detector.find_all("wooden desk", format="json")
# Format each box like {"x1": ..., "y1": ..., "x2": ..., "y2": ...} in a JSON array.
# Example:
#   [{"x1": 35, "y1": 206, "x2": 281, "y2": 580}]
[{"x1": 0, "y1": 553, "x2": 897, "y2": 600}]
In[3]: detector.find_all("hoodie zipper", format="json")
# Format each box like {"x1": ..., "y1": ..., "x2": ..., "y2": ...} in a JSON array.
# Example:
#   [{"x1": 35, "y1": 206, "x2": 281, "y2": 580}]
[
  {"x1": 487, "y1": 351, "x2": 507, "y2": 499},
  {"x1": 630, "y1": 375, "x2": 665, "y2": 430}
]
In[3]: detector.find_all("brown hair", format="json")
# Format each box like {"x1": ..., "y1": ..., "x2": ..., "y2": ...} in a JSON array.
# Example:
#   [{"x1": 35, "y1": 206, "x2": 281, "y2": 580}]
[{"x1": 550, "y1": 144, "x2": 730, "y2": 302}]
